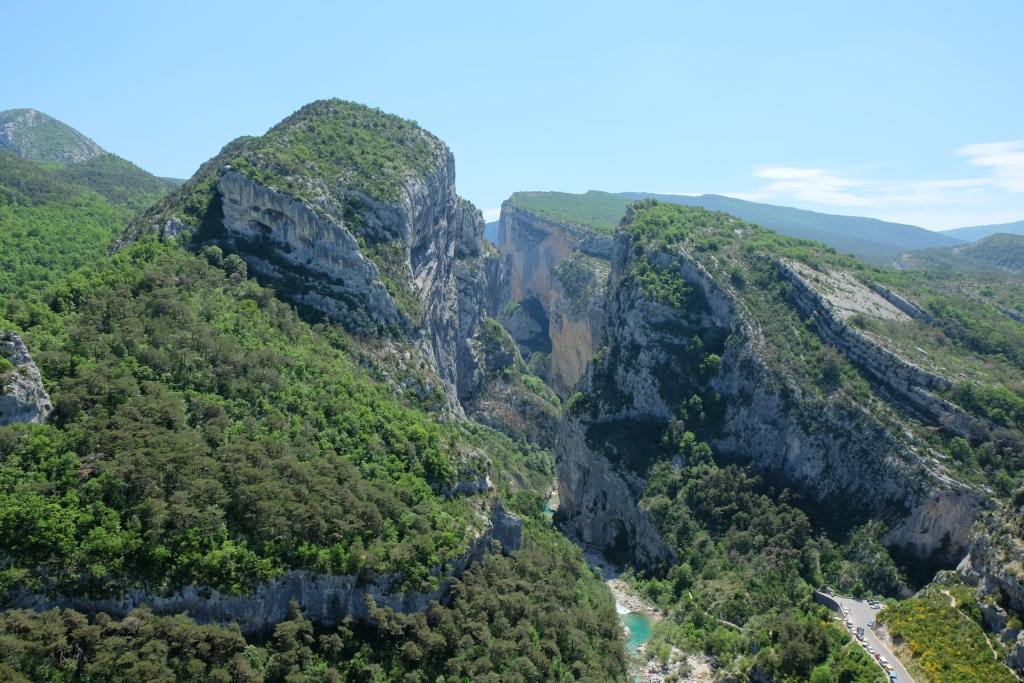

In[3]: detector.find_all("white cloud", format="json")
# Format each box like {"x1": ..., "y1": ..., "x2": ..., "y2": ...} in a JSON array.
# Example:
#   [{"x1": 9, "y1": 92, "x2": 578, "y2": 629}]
[
  {"x1": 736, "y1": 140, "x2": 1024, "y2": 229},
  {"x1": 744, "y1": 167, "x2": 869, "y2": 206},
  {"x1": 482, "y1": 207, "x2": 501, "y2": 222},
  {"x1": 956, "y1": 139, "x2": 1024, "y2": 192}
]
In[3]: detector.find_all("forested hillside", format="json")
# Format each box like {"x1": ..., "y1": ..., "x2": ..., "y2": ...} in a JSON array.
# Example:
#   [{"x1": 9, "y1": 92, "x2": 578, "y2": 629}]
[
  {"x1": 0, "y1": 150, "x2": 127, "y2": 297},
  {"x1": 0, "y1": 102, "x2": 629, "y2": 682}
]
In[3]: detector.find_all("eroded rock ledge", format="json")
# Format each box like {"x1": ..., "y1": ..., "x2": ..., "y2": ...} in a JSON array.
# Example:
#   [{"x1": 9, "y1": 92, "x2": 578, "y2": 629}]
[
  {"x1": 778, "y1": 260, "x2": 985, "y2": 440},
  {"x1": 10, "y1": 502, "x2": 521, "y2": 636},
  {"x1": 558, "y1": 230, "x2": 985, "y2": 567}
]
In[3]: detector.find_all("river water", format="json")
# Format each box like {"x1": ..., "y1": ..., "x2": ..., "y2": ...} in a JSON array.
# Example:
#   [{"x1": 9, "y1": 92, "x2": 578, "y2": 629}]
[{"x1": 545, "y1": 488, "x2": 656, "y2": 658}]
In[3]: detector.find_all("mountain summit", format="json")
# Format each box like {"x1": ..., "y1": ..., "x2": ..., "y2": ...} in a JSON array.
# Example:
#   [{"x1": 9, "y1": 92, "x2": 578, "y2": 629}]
[{"x1": 0, "y1": 108, "x2": 106, "y2": 163}]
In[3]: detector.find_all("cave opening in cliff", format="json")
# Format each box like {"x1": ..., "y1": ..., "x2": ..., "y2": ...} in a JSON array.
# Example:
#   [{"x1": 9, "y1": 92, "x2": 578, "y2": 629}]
[
  {"x1": 605, "y1": 518, "x2": 632, "y2": 566},
  {"x1": 506, "y1": 296, "x2": 552, "y2": 355}
]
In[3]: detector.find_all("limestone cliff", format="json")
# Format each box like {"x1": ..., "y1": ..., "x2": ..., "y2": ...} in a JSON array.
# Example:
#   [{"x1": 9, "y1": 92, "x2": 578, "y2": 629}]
[
  {"x1": 499, "y1": 203, "x2": 612, "y2": 396},
  {"x1": 0, "y1": 332, "x2": 52, "y2": 426},
  {"x1": 556, "y1": 204, "x2": 986, "y2": 568},
  {"x1": 958, "y1": 493, "x2": 1024, "y2": 674},
  {"x1": 122, "y1": 100, "x2": 502, "y2": 412},
  {"x1": 460, "y1": 318, "x2": 561, "y2": 447},
  {"x1": 11, "y1": 502, "x2": 522, "y2": 637}
]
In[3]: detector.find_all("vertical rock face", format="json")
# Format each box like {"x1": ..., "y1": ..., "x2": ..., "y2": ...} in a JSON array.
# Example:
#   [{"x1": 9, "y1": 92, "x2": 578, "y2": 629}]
[
  {"x1": 557, "y1": 229, "x2": 985, "y2": 567},
  {"x1": 123, "y1": 101, "x2": 500, "y2": 410},
  {"x1": 499, "y1": 205, "x2": 613, "y2": 396},
  {"x1": 0, "y1": 332, "x2": 52, "y2": 426},
  {"x1": 186, "y1": 143, "x2": 495, "y2": 407},
  {"x1": 218, "y1": 170, "x2": 402, "y2": 333},
  {"x1": 557, "y1": 416, "x2": 676, "y2": 567}
]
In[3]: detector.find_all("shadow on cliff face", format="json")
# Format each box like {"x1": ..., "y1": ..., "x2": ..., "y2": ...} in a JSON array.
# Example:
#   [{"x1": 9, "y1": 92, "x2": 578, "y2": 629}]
[
  {"x1": 718, "y1": 453, "x2": 952, "y2": 591},
  {"x1": 502, "y1": 296, "x2": 552, "y2": 355},
  {"x1": 605, "y1": 519, "x2": 631, "y2": 566}
]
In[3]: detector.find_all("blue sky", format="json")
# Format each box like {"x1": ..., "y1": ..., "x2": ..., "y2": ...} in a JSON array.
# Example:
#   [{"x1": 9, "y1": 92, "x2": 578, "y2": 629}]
[{"x1": 4, "y1": 0, "x2": 1022, "y2": 229}]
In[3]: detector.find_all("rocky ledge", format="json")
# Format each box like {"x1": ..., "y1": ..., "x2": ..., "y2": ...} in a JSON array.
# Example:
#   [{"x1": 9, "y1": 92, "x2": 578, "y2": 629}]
[
  {"x1": 9, "y1": 502, "x2": 521, "y2": 637},
  {"x1": 778, "y1": 260, "x2": 986, "y2": 440}
]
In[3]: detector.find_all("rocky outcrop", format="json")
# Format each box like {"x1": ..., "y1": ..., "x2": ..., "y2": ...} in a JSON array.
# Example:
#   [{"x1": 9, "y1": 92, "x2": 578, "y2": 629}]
[
  {"x1": 10, "y1": 502, "x2": 521, "y2": 637},
  {"x1": 557, "y1": 416, "x2": 676, "y2": 567},
  {"x1": 0, "y1": 332, "x2": 52, "y2": 426},
  {"x1": 460, "y1": 319, "x2": 561, "y2": 447},
  {"x1": 218, "y1": 170, "x2": 403, "y2": 334},
  {"x1": 958, "y1": 495, "x2": 1024, "y2": 673},
  {"x1": 215, "y1": 155, "x2": 493, "y2": 406},
  {"x1": 867, "y1": 281, "x2": 933, "y2": 322},
  {"x1": 557, "y1": 229, "x2": 986, "y2": 567},
  {"x1": 131, "y1": 125, "x2": 500, "y2": 411},
  {"x1": 778, "y1": 260, "x2": 987, "y2": 440},
  {"x1": 0, "y1": 108, "x2": 105, "y2": 164},
  {"x1": 499, "y1": 204, "x2": 613, "y2": 396}
]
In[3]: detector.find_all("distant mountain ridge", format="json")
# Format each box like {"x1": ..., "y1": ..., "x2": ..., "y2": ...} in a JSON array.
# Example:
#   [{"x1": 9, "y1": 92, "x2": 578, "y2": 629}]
[
  {"x1": 941, "y1": 219, "x2": 1024, "y2": 242},
  {"x1": 0, "y1": 108, "x2": 178, "y2": 212},
  {"x1": 504, "y1": 189, "x2": 967, "y2": 263},
  {"x1": 0, "y1": 108, "x2": 106, "y2": 163},
  {"x1": 621, "y1": 192, "x2": 964, "y2": 262},
  {"x1": 898, "y1": 232, "x2": 1024, "y2": 275}
]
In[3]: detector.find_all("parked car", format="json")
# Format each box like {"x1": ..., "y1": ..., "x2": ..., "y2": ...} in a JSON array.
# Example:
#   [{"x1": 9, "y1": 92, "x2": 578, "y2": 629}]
[
  {"x1": 890, "y1": 675, "x2": 898, "y2": 683},
  {"x1": 867, "y1": 619, "x2": 875, "y2": 628}
]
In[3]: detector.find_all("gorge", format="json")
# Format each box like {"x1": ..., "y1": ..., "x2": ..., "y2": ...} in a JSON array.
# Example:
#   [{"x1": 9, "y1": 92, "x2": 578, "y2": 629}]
[{"x1": 1, "y1": 100, "x2": 1023, "y2": 682}]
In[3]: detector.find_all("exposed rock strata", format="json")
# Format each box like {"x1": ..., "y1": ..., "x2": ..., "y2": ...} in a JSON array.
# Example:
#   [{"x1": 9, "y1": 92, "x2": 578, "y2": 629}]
[
  {"x1": 557, "y1": 230, "x2": 985, "y2": 566},
  {"x1": 867, "y1": 281, "x2": 933, "y2": 322},
  {"x1": 218, "y1": 170, "x2": 402, "y2": 333},
  {"x1": 499, "y1": 204, "x2": 612, "y2": 396},
  {"x1": 134, "y1": 141, "x2": 501, "y2": 413},
  {"x1": 11, "y1": 503, "x2": 521, "y2": 636},
  {"x1": 0, "y1": 332, "x2": 52, "y2": 426},
  {"x1": 778, "y1": 260, "x2": 987, "y2": 440}
]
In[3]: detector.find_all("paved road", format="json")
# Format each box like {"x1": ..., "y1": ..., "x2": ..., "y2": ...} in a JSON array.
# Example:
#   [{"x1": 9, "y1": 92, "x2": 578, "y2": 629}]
[{"x1": 832, "y1": 595, "x2": 915, "y2": 683}]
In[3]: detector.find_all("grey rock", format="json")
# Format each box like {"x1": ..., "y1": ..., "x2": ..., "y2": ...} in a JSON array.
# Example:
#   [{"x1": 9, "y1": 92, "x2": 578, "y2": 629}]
[
  {"x1": 218, "y1": 170, "x2": 403, "y2": 335},
  {"x1": 867, "y1": 281, "x2": 933, "y2": 322},
  {"x1": 10, "y1": 502, "x2": 521, "y2": 636},
  {"x1": 556, "y1": 232, "x2": 985, "y2": 567},
  {"x1": 0, "y1": 332, "x2": 52, "y2": 426},
  {"x1": 557, "y1": 416, "x2": 676, "y2": 567},
  {"x1": 0, "y1": 108, "x2": 106, "y2": 164},
  {"x1": 778, "y1": 260, "x2": 987, "y2": 440}
]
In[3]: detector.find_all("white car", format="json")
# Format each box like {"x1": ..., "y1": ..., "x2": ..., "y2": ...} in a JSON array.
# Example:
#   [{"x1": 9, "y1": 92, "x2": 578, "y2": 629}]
[{"x1": 867, "y1": 646, "x2": 876, "y2": 655}]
